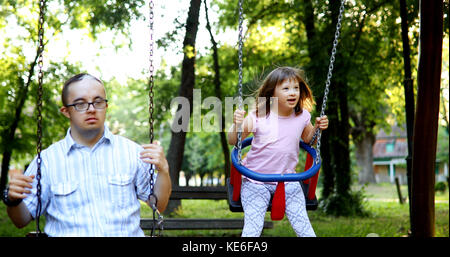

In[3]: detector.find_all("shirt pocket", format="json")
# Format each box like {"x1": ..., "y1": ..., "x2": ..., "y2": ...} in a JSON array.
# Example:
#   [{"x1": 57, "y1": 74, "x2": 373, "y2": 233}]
[
  {"x1": 107, "y1": 174, "x2": 135, "y2": 209},
  {"x1": 51, "y1": 181, "x2": 79, "y2": 216}
]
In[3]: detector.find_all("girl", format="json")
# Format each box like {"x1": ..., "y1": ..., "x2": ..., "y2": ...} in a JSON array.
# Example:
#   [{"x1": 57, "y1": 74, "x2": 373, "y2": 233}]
[{"x1": 227, "y1": 66, "x2": 328, "y2": 237}]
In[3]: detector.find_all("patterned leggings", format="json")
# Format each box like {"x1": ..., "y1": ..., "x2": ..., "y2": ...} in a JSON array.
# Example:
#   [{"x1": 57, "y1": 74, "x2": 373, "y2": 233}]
[{"x1": 241, "y1": 179, "x2": 316, "y2": 237}]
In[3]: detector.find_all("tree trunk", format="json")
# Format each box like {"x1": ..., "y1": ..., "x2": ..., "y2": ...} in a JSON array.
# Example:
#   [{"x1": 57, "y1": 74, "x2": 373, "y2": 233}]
[
  {"x1": 185, "y1": 174, "x2": 192, "y2": 186},
  {"x1": 351, "y1": 111, "x2": 376, "y2": 184},
  {"x1": 399, "y1": 0, "x2": 415, "y2": 231},
  {"x1": 300, "y1": 0, "x2": 353, "y2": 204},
  {"x1": 204, "y1": 0, "x2": 231, "y2": 179},
  {"x1": 320, "y1": 101, "x2": 335, "y2": 199},
  {"x1": 334, "y1": 80, "x2": 351, "y2": 197},
  {"x1": 199, "y1": 174, "x2": 204, "y2": 187},
  {"x1": 165, "y1": 0, "x2": 201, "y2": 213},
  {"x1": 301, "y1": 0, "x2": 336, "y2": 200},
  {"x1": 354, "y1": 130, "x2": 376, "y2": 184},
  {"x1": 0, "y1": 50, "x2": 40, "y2": 192},
  {"x1": 411, "y1": 0, "x2": 443, "y2": 237}
]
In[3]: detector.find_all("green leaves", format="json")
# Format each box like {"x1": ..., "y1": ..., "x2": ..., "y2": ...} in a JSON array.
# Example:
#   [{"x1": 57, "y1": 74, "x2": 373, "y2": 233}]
[{"x1": 0, "y1": 0, "x2": 148, "y2": 173}]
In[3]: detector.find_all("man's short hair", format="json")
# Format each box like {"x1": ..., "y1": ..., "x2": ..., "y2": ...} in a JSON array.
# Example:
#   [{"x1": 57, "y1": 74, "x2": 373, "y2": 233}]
[{"x1": 62, "y1": 73, "x2": 103, "y2": 106}]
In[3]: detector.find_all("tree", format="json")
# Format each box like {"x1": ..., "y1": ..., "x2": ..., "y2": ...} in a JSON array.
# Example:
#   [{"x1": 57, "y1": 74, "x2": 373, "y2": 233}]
[
  {"x1": 0, "y1": 0, "x2": 148, "y2": 191},
  {"x1": 410, "y1": 0, "x2": 444, "y2": 236},
  {"x1": 165, "y1": 0, "x2": 202, "y2": 212},
  {"x1": 204, "y1": 0, "x2": 231, "y2": 177},
  {"x1": 213, "y1": 0, "x2": 423, "y2": 216}
]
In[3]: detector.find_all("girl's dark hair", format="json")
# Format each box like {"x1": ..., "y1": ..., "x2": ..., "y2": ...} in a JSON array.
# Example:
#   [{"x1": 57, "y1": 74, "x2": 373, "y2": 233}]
[
  {"x1": 255, "y1": 66, "x2": 315, "y2": 117},
  {"x1": 61, "y1": 73, "x2": 103, "y2": 106}
]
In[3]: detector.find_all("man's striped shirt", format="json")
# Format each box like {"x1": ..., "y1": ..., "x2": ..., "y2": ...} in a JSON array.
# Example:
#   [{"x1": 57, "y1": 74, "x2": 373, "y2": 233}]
[{"x1": 24, "y1": 126, "x2": 152, "y2": 236}]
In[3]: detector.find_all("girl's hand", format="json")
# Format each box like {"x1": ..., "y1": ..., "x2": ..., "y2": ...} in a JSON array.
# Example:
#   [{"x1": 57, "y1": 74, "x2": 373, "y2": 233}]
[
  {"x1": 233, "y1": 109, "x2": 246, "y2": 126},
  {"x1": 314, "y1": 115, "x2": 328, "y2": 130}
]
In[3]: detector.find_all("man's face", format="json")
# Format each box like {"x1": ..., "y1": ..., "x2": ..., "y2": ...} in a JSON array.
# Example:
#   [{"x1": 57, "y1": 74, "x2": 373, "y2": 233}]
[{"x1": 60, "y1": 77, "x2": 107, "y2": 135}]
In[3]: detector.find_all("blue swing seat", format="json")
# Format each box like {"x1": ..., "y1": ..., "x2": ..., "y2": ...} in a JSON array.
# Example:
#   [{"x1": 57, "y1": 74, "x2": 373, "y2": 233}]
[{"x1": 227, "y1": 137, "x2": 321, "y2": 212}]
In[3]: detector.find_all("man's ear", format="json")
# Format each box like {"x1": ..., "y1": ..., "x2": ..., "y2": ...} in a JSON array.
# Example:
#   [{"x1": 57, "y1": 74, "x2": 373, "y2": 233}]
[{"x1": 60, "y1": 106, "x2": 70, "y2": 119}]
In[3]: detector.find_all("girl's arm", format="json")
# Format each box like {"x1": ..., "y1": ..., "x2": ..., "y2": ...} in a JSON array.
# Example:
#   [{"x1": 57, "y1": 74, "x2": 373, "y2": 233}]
[
  {"x1": 302, "y1": 115, "x2": 328, "y2": 144},
  {"x1": 227, "y1": 110, "x2": 253, "y2": 145}
]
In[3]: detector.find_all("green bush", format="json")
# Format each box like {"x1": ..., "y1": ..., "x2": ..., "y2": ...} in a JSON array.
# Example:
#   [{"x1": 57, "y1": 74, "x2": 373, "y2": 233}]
[
  {"x1": 318, "y1": 188, "x2": 369, "y2": 217},
  {"x1": 435, "y1": 181, "x2": 447, "y2": 193}
]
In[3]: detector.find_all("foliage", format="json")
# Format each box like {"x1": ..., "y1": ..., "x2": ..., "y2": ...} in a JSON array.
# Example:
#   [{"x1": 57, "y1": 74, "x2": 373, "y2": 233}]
[
  {"x1": 61, "y1": 0, "x2": 146, "y2": 36},
  {"x1": 1, "y1": 0, "x2": 447, "y2": 221},
  {"x1": 0, "y1": 0, "x2": 150, "y2": 174},
  {"x1": 435, "y1": 181, "x2": 447, "y2": 193},
  {"x1": 318, "y1": 186, "x2": 369, "y2": 217},
  {"x1": 106, "y1": 67, "x2": 180, "y2": 145},
  {"x1": 2, "y1": 198, "x2": 447, "y2": 237},
  {"x1": 210, "y1": 0, "x2": 438, "y2": 216},
  {"x1": 436, "y1": 125, "x2": 449, "y2": 165},
  {"x1": 0, "y1": 49, "x2": 79, "y2": 168},
  {"x1": 140, "y1": 199, "x2": 449, "y2": 237}
]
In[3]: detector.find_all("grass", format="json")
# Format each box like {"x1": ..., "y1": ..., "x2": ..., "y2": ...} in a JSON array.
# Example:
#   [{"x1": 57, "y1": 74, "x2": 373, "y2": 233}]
[{"x1": 1, "y1": 183, "x2": 448, "y2": 237}]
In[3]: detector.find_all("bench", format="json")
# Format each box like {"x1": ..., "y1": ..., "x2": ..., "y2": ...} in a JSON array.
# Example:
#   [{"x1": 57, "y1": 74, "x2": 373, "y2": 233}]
[
  {"x1": 169, "y1": 185, "x2": 228, "y2": 200},
  {"x1": 140, "y1": 185, "x2": 273, "y2": 231},
  {"x1": 140, "y1": 218, "x2": 273, "y2": 230}
]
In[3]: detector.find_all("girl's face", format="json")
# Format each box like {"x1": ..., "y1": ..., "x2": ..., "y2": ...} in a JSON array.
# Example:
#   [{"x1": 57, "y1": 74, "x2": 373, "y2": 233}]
[{"x1": 272, "y1": 78, "x2": 300, "y2": 114}]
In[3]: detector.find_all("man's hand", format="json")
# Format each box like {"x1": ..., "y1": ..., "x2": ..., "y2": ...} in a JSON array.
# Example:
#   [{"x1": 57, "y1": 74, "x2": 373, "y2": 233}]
[
  {"x1": 7, "y1": 172, "x2": 34, "y2": 201},
  {"x1": 140, "y1": 141, "x2": 169, "y2": 174}
]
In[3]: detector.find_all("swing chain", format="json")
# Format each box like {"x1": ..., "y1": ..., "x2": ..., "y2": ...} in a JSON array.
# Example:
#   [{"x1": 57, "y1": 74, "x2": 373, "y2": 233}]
[
  {"x1": 311, "y1": 0, "x2": 345, "y2": 165},
  {"x1": 148, "y1": 0, "x2": 163, "y2": 237},
  {"x1": 35, "y1": 0, "x2": 46, "y2": 236},
  {"x1": 236, "y1": 0, "x2": 244, "y2": 164},
  {"x1": 149, "y1": 196, "x2": 164, "y2": 237},
  {"x1": 148, "y1": 0, "x2": 155, "y2": 145}
]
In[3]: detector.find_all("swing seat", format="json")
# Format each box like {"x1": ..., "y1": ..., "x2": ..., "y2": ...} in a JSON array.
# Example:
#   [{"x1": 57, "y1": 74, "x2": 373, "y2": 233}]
[
  {"x1": 226, "y1": 178, "x2": 318, "y2": 212},
  {"x1": 226, "y1": 137, "x2": 320, "y2": 213}
]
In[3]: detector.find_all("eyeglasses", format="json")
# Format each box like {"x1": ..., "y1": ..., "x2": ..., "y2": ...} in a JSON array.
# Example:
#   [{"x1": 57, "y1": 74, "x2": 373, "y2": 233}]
[{"x1": 66, "y1": 99, "x2": 108, "y2": 112}]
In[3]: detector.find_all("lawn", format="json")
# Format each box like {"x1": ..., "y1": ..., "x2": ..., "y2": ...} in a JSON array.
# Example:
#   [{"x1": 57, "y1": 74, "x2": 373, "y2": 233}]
[{"x1": 0, "y1": 183, "x2": 448, "y2": 237}]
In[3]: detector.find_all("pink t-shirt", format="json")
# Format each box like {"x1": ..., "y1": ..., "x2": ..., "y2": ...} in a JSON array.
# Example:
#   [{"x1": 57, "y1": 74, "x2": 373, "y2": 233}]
[{"x1": 242, "y1": 109, "x2": 311, "y2": 184}]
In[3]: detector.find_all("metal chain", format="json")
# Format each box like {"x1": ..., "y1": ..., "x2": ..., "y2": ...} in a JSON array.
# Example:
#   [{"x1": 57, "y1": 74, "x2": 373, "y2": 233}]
[
  {"x1": 149, "y1": 0, "x2": 155, "y2": 146},
  {"x1": 311, "y1": 0, "x2": 345, "y2": 164},
  {"x1": 148, "y1": 0, "x2": 163, "y2": 237},
  {"x1": 35, "y1": 0, "x2": 46, "y2": 236},
  {"x1": 236, "y1": 0, "x2": 244, "y2": 164}
]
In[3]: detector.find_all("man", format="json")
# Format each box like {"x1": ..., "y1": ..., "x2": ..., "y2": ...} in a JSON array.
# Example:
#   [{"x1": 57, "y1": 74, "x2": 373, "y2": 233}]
[{"x1": 3, "y1": 73, "x2": 171, "y2": 236}]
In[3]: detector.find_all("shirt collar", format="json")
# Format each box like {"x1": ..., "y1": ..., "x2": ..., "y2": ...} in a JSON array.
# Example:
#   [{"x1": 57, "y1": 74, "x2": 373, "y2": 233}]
[{"x1": 64, "y1": 125, "x2": 113, "y2": 155}]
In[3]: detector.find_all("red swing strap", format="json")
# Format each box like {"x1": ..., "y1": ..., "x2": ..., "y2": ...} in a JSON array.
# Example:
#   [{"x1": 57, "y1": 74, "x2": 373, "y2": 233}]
[
  {"x1": 271, "y1": 182, "x2": 285, "y2": 220},
  {"x1": 231, "y1": 152, "x2": 319, "y2": 220},
  {"x1": 230, "y1": 162, "x2": 242, "y2": 202},
  {"x1": 303, "y1": 153, "x2": 320, "y2": 200},
  {"x1": 271, "y1": 152, "x2": 319, "y2": 221}
]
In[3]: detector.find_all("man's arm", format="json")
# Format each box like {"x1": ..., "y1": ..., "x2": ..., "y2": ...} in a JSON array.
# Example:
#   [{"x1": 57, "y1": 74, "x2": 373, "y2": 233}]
[
  {"x1": 7, "y1": 202, "x2": 33, "y2": 228},
  {"x1": 152, "y1": 166, "x2": 171, "y2": 212}
]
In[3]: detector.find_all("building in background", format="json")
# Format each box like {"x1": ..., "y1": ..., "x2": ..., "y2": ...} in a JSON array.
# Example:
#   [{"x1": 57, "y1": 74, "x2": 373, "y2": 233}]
[{"x1": 373, "y1": 126, "x2": 448, "y2": 184}]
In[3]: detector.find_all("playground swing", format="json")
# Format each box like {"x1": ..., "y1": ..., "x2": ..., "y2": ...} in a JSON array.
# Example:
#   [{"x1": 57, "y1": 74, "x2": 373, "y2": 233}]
[
  {"x1": 226, "y1": 0, "x2": 346, "y2": 221},
  {"x1": 147, "y1": 0, "x2": 164, "y2": 237},
  {"x1": 28, "y1": 0, "x2": 163, "y2": 237}
]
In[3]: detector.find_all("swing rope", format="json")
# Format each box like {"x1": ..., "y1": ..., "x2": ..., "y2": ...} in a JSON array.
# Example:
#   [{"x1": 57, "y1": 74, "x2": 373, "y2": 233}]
[
  {"x1": 235, "y1": 0, "x2": 346, "y2": 166},
  {"x1": 148, "y1": 0, "x2": 163, "y2": 237}
]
